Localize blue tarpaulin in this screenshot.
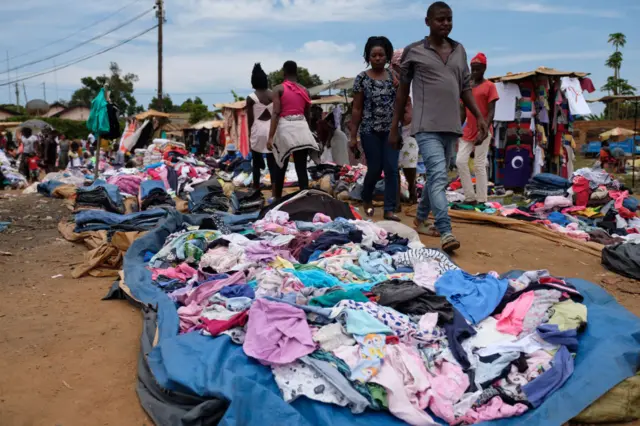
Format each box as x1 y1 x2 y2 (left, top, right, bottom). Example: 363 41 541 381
123 211 640 426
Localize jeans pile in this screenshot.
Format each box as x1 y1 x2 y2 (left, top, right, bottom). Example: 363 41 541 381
76 179 125 213
188 179 230 214
231 188 265 214
139 180 175 211
74 209 167 233
524 173 570 199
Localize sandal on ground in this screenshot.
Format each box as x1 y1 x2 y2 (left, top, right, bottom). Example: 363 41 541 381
414 219 440 237
441 233 461 253
384 212 401 222
364 203 375 217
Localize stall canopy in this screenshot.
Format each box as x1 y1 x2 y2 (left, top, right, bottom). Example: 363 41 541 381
189 120 224 130
599 127 637 141
309 77 355 96
214 101 246 110
311 95 353 105
490 66 589 82
135 109 171 121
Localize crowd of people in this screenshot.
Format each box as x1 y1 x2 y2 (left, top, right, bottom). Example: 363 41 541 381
245 1 495 254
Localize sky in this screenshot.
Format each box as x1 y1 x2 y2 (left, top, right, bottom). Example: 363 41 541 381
0 0 638 114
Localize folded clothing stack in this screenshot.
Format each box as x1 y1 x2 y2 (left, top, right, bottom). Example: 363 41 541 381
189 179 230 214
231 188 264 214
75 179 125 214
74 208 168 233
139 180 175 211
525 173 570 199
107 174 144 196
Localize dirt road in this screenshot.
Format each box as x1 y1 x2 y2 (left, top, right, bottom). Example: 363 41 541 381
0 192 637 425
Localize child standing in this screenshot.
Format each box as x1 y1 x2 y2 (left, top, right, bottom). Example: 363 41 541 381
27 154 40 182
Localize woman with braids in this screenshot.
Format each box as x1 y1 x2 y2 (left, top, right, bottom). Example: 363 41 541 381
246 63 276 190
350 36 400 221
267 60 319 200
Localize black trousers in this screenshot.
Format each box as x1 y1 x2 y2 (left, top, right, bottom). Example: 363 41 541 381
272 149 309 199
251 150 278 190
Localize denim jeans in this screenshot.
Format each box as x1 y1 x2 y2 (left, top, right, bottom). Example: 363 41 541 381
416 132 458 235
360 131 399 212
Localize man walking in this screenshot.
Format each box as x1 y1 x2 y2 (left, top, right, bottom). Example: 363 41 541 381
390 1 487 252
456 52 499 205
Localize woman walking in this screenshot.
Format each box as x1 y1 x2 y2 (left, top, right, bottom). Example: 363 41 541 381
391 48 419 208
267 60 319 200
246 63 277 190
58 134 70 170
350 36 400 220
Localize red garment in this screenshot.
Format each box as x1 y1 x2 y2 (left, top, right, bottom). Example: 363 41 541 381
201 311 249 337
280 81 310 117
462 80 499 143
609 190 637 219
385 336 400 345
554 124 566 156
580 78 596 93
471 52 487 65
238 109 249 158
572 176 590 207
27 156 40 171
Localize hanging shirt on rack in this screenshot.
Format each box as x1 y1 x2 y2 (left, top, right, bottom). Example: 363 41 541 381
517 81 536 120
494 82 522 121
560 77 591 116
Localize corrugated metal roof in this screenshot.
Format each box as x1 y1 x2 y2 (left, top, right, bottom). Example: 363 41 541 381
489 67 589 82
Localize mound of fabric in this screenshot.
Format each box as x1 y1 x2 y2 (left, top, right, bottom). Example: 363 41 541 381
231 188 264 214
139 180 175 211
75 179 125 214
188 179 229 214
74 208 167 233
118 207 640 426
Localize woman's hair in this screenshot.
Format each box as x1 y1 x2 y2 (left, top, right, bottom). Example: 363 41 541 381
71 141 79 151
251 63 269 90
363 36 394 64
283 60 298 77
22 127 32 138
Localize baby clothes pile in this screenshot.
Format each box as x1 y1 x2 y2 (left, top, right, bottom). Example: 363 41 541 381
147 211 587 425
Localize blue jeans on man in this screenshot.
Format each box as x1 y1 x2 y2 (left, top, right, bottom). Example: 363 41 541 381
415 132 458 237
360 131 400 213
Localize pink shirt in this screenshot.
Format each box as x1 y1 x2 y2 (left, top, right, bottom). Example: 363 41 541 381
280 81 310 117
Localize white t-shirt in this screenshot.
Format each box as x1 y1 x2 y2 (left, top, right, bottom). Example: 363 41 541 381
493 82 522 122
87 133 96 145
22 135 38 154
560 77 591 116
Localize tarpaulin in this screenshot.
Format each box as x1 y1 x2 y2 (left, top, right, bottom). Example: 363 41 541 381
122 211 640 426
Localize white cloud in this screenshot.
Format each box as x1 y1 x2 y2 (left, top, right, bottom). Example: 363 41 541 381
174 0 423 25
460 0 621 18
299 40 356 55
490 50 610 67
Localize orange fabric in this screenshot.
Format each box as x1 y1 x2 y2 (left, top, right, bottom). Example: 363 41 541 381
462 80 499 142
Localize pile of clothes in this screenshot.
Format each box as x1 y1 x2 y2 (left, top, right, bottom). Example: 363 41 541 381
139 180 175 211
0 149 27 189
188 179 230 214
146 208 589 425
500 169 639 246
231 188 264 214
73 208 167 233
75 179 125 214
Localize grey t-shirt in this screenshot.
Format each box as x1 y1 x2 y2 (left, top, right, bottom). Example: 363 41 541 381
400 37 471 136
22 135 38 154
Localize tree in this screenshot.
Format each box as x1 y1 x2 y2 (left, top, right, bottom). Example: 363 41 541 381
231 90 245 102
70 62 140 116
608 33 627 52
268 66 322 88
179 97 212 124
149 93 179 112
602 33 634 119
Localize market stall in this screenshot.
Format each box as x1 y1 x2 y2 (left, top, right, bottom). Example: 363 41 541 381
215 101 249 158
489 67 594 188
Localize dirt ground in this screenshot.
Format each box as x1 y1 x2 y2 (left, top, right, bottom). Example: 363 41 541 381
0 191 638 426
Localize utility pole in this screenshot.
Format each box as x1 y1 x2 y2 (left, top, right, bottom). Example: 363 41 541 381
15 83 19 111
5 51 10 105
43 82 46 102
22 83 28 104
156 0 164 111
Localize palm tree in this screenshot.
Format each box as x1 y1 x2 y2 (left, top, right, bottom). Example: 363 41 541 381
608 33 627 52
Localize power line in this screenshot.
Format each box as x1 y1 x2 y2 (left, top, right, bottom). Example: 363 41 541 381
0 25 158 87
0 0 143 65
6 8 154 74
